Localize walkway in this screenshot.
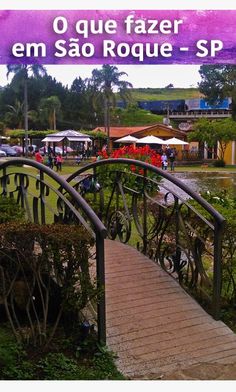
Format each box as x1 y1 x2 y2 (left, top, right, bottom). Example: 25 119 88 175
105 240 236 380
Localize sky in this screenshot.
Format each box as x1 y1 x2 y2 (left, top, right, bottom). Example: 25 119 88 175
0 64 201 89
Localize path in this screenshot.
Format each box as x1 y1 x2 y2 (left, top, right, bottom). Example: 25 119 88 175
105 239 236 380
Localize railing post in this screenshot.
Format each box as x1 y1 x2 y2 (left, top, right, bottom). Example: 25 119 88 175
96 231 106 345
143 168 148 254
212 219 225 319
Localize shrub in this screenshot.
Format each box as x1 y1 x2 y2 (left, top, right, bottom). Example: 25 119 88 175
213 159 226 167
0 196 25 223
190 190 236 309
0 222 97 348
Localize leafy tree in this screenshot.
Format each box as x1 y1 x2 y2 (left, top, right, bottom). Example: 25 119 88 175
198 65 236 118
39 95 61 130
188 118 236 161
6 65 47 153
89 65 133 149
4 99 37 129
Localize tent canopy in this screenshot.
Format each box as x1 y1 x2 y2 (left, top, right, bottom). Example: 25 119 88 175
42 130 92 143
137 135 165 144
165 137 189 145
115 135 139 143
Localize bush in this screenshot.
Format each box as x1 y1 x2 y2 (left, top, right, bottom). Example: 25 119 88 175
213 159 226 167
0 196 25 223
190 190 236 309
0 222 97 348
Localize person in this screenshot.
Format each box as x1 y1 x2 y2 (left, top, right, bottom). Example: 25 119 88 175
161 152 168 170
75 154 82 165
56 153 63 172
34 149 44 175
47 153 54 169
35 149 43 164
169 149 176 171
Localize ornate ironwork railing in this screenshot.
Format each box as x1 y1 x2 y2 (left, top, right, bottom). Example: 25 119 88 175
67 158 226 319
0 158 107 344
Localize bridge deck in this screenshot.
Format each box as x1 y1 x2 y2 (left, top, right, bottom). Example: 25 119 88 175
105 239 236 380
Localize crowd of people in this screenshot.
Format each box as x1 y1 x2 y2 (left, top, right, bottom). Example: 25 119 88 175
34 143 177 173
35 148 63 172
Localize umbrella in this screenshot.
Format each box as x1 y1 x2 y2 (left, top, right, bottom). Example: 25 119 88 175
137 135 165 144
164 137 189 145
115 135 139 143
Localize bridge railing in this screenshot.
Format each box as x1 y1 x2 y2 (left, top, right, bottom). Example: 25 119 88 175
0 158 107 345
67 158 226 319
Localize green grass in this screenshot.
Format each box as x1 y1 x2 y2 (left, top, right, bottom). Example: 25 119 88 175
111 107 164 126
127 87 201 102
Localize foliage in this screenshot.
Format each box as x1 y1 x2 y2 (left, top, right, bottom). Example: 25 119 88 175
198 65 236 118
0 327 34 380
110 106 164 126
0 196 25 223
90 64 133 104
188 118 236 161
125 87 201 101
4 100 37 129
94 145 162 194
6 129 57 138
190 190 236 310
0 222 97 348
39 95 62 130
86 130 107 140
99 144 161 164
0 326 124 380
213 159 226 167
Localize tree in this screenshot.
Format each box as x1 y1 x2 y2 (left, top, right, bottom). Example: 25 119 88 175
89 65 133 151
188 118 236 161
39 96 61 130
4 99 37 129
198 65 236 118
6 65 46 155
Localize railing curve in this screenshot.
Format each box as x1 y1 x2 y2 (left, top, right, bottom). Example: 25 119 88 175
0 158 107 344
67 158 226 319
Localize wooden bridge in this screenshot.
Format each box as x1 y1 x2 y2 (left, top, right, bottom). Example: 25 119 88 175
1 158 236 380
105 240 236 380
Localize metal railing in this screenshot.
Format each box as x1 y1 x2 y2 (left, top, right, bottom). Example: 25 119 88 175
0 158 107 344
67 158 226 319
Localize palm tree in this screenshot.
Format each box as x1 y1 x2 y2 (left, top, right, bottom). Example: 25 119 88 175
4 99 37 129
6 64 47 155
89 65 133 151
39 96 61 130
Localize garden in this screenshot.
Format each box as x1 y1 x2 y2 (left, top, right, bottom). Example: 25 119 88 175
1 145 236 380
0 175 124 380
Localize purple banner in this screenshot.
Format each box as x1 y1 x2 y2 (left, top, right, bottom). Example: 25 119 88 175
0 10 236 64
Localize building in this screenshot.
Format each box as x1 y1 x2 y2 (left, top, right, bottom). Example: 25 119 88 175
93 123 189 158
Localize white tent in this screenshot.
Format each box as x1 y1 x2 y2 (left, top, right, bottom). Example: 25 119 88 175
42 130 92 143
136 135 165 144
164 137 189 145
115 135 139 143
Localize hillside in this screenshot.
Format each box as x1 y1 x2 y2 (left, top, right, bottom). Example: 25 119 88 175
129 87 201 101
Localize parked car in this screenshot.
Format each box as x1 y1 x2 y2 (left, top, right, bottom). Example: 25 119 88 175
39 146 74 156
12 145 23 154
0 145 18 156
0 149 7 157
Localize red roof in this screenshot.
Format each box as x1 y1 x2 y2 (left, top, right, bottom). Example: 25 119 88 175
93 124 186 138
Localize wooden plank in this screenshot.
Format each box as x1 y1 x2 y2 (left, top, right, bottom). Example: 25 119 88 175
105 240 236 380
